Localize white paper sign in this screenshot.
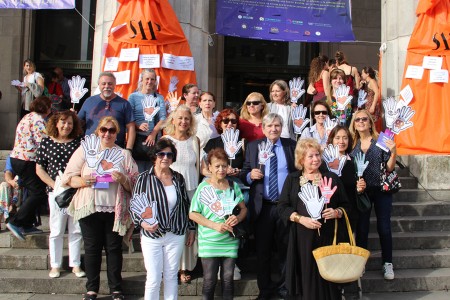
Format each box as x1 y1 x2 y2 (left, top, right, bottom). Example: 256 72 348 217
405 65 424 79
119 48 139 62
161 53 195 71
139 54 160 69
113 70 131 85
422 56 443 70
399 84 414 105
104 57 120 72
430 69 449 83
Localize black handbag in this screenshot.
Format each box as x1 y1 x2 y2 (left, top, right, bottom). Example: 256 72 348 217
224 179 247 239
355 190 371 212
54 188 77 208
380 161 402 194
132 134 153 161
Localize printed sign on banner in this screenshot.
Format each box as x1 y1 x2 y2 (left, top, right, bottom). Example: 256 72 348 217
139 54 160 69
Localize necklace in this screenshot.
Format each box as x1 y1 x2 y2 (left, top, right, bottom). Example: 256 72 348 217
299 173 321 186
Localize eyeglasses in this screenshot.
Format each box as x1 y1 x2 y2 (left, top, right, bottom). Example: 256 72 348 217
156 152 174 159
222 118 238 124
355 117 369 123
314 110 328 116
246 101 261 106
99 127 117 134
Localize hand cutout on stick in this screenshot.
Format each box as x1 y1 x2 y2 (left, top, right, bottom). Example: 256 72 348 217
142 94 160 121
391 105 415 134
289 77 305 103
81 134 101 169
383 97 400 129
354 152 369 177
322 144 346 176
68 75 88 104
221 128 243 159
334 84 353 110
319 176 337 204
168 76 179 93
257 141 274 165
130 193 158 225
298 183 326 220
96 147 124 175
357 89 368 108
324 116 338 136
199 185 225 218
292 104 310 134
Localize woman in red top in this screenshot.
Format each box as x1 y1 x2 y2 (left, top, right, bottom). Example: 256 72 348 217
307 55 330 102
335 50 361 97
239 92 269 142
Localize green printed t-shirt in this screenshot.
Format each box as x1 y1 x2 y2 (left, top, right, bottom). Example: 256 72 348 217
190 180 244 258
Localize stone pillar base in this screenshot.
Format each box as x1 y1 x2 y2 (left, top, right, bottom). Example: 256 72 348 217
399 155 450 190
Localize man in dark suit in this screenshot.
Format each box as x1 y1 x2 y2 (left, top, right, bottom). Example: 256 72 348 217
241 113 296 300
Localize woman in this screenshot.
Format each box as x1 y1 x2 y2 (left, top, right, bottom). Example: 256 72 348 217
335 50 360 96
325 125 366 229
327 69 353 126
6 96 52 241
307 55 330 102
360 67 381 126
128 69 167 172
239 92 268 142
300 100 333 149
162 105 199 283
196 91 219 149
278 138 350 299
268 79 294 139
350 110 396 281
35 111 85 278
181 83 200 114
0 156 21 230
130 138 194 300
62 116 139 300
16 59 45 117
189 148 247 300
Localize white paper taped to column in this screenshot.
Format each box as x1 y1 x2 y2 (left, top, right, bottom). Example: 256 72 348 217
161 53 194 71
405 65 424 79
399 84 414 105
139 54 160 69
430 69 449 83
119 48 140 62
113 70 131 85
104 57 120 72
422 56 443 70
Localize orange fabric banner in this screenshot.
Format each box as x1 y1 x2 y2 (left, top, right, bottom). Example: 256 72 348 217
103 0 197 99
397 0 450 154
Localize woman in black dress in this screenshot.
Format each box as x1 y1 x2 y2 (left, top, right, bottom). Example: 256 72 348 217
278 138 349 299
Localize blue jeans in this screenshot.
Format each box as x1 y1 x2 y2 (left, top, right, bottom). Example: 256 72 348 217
356 188 393 264
201 257 236 300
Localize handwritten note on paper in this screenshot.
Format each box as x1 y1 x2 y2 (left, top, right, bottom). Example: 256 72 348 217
405 65 424 79
113 70 131 85
422 56 443 70
119 48 139 62
399 84 414 105
139 54 160 69
430 69 449 83
104 57 119 72
161 53 195 71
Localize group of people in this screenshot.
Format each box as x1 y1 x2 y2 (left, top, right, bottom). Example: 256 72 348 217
1 49 397 300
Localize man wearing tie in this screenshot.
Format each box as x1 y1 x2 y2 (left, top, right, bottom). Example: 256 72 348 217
241 113 296 300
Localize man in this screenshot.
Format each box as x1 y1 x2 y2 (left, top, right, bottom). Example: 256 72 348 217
78 72 135 149
53 67 70 101
241 113 296 300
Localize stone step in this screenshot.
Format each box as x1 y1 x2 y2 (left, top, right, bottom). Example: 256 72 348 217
366 249 450 270
368 231 450 250
0 150 10 160
391 201 450 216
392 189 433 202
397 177 418 189
370 215 450 232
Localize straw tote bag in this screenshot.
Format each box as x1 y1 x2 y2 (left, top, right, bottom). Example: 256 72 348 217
312 209 370 283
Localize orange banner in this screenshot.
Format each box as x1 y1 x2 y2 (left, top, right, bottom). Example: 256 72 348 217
103 0 197 99
397 0 450 154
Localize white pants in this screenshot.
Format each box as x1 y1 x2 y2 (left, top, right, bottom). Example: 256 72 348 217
141 232 185 300
48 192 82 268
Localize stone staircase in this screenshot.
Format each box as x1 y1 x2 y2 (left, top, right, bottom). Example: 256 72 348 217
0 151 449 298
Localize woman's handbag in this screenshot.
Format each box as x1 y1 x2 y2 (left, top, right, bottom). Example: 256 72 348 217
380 161 402 194
54 188 76 208
228 205 247 239
312 208 370 283
356 190 371 213
132 134 152 161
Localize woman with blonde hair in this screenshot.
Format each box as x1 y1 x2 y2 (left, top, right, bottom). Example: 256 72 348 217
16 59 45 117
307 55 330 102
268 79 294 139
239 92 269 142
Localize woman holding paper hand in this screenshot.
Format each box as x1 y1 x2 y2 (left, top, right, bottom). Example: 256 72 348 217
130 138 194 300
239 92 269 142
278 138 350 299
327 68 353 126
62 116 138 300
189 148 247 300
300 100 333 149
35 111 84 279
350 110 396 281
268 79 295 139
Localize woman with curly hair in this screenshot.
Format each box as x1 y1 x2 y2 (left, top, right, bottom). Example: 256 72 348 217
307 55 330 102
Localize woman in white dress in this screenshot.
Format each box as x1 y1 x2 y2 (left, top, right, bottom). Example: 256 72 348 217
268 80 295 140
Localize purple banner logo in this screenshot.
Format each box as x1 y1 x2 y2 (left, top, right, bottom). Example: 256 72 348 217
0 0 75 10
216 0 355 42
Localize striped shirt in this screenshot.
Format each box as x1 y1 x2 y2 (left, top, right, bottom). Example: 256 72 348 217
190 181 244 258
130 166 195 239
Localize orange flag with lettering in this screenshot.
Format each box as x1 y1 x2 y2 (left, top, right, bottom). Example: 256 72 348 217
397 0 450 154
103 0 197 99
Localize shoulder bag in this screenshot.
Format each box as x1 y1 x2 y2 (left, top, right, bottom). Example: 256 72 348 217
380 161 402 194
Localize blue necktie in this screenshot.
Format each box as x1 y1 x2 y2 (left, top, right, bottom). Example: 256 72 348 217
268 145 278 201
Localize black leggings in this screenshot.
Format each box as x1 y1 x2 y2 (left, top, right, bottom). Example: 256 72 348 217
201 257 236 300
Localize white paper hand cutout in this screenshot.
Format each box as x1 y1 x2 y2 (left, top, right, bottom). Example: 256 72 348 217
358 89 368 108
383 97 400 129
292 104 310 134
298 183 327 220
165 91 181 113
319 176 337 204
257 141 274 165
130 193 158 225
142 94 160 121
11 80 24 87
289 77 305 103
168 76 179 92
391 105 415 134
324 116 338 136
96 147 124 175
68 75 89 104
221 128 243 159
199 185 225 218
322 144 346 176
354 152 369 177
334 84 353 110
81 134 102 169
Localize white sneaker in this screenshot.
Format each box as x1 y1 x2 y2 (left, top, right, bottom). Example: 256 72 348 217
383 263 394 280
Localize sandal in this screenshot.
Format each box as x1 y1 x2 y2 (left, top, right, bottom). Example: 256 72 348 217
111 291 125 300
179 270 191 283
83 293 97 300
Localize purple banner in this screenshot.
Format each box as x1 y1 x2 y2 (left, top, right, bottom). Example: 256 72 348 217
0 0 75 9
216 0 355 42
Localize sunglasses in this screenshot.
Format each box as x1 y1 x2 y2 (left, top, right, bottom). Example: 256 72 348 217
156 152 174 159
355 117 369 123
222 118 238 124
99 127 117 134
314 110 328 116
246 101 261 106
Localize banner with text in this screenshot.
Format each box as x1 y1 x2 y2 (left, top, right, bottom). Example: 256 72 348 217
0 0 75 9
216 0 355 42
